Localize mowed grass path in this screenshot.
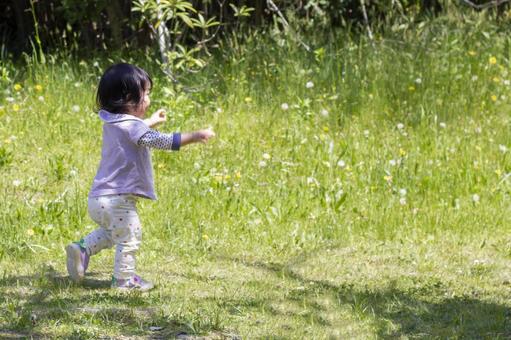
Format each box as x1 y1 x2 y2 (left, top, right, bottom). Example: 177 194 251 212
1 20 511 338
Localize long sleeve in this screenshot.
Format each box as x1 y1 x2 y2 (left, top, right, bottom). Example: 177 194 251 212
137 129 181 151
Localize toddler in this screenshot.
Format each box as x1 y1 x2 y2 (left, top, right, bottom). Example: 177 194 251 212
66 63 215 291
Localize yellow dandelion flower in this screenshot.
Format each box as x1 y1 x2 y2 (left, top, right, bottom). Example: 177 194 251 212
4 138 11 144
14 83 22 91
491 95 497 102
468 50 476 56
495 169 502 177
157 163 165 169
408 86 416 92
244 97 252 103
202 234 209 240
35 84 43 92
399 148 407 157
26 229 34 236
323 126 329 133
224 174 231 181
384 175 392 182
235 171 241 179
12 104 20 112
489 56 497 65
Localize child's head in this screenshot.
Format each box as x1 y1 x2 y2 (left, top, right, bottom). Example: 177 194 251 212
96 63 153 115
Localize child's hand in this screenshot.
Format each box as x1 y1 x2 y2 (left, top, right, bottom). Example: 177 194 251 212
151 109 167 125
194 127 215 144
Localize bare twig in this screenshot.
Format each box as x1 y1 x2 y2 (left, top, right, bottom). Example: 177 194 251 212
461 0 511 9
266 0 311 52
360 0 374 43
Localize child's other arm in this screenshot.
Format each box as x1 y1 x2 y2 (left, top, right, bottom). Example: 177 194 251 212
180 128 215 147
144 109 167 129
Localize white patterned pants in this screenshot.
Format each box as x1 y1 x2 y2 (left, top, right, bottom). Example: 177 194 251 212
83 194 142 280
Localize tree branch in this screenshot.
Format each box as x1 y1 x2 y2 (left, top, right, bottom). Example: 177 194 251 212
460 0 511 9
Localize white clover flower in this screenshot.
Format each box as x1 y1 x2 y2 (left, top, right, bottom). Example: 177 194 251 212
472 194 480 203
72 105 80 113
397 123 404 130
504 79 510 86
69 169 77 177
38 96 44 102
12 179 22 187
415 78 422 84
216 107 223 113
439 122 446 129
399 188 407 196
475 127 482 134
6 97 14 103
74 82 81 88
259 160 267 168
337 160 346 168
399 197 407 205
306 81 314 89
389 159 397 166
499 144 507 153
320 109 329 117
281 103 289 111
471 75 478 82
262 153 271 160
363 130 370 138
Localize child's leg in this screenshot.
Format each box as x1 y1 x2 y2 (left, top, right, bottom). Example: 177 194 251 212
90 194 142 280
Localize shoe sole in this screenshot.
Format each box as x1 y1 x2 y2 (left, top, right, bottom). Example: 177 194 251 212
66 244 84 282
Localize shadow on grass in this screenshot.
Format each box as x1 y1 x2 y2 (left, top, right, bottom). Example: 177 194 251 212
0 266 215 339
215 255 511 339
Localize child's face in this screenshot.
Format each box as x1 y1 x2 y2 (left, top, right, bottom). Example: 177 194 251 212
132 89 150 118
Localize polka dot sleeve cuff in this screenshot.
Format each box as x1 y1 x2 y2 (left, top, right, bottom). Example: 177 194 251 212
137 129 181 151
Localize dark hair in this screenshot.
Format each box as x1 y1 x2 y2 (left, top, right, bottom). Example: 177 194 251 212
96 63 153 113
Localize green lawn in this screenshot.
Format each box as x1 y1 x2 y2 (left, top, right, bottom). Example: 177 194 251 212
1 17 510 338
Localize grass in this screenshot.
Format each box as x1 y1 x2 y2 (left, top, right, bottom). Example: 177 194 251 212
0 13 511 338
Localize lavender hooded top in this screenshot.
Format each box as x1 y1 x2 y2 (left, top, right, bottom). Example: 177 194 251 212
89 110 176 200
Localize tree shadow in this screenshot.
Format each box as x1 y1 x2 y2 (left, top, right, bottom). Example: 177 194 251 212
0 265 218 339
215 254 511 338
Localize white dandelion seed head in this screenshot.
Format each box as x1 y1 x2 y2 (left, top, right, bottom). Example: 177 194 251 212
262 153 271 160
389 159 397 166
504 79 510 86
72 105 80 113
306 81 314 89
216 107 223 113
399 188 407 196
38 96 44 102
12 179 22 187
69 169 77 177
259 160 267 168
397 123 404 130
499 144 508 153
439 122 446 129
363 130 370 137
320 109 329 117
415 78 422 84
471 75 478 82
6 97 14 103
281 103 289 111
475 127 482 134
472 194 480 203
337 160 346 168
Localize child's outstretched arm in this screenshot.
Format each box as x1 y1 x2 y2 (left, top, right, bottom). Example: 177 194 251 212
180 128 215 146
137 127 215 151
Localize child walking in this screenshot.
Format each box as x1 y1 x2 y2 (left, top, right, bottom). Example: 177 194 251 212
66 63 215 291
